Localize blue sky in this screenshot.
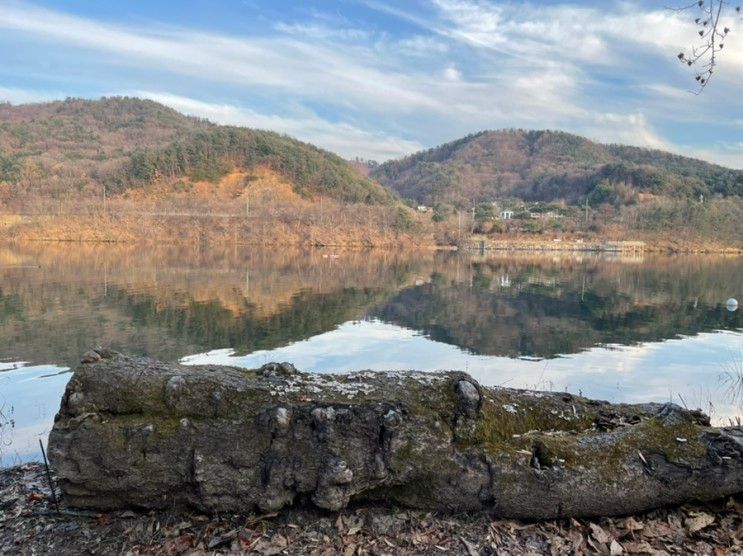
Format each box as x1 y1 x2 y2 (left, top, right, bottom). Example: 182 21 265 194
1 0 742 166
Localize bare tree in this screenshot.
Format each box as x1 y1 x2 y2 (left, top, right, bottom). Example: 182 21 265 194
676 1 741 91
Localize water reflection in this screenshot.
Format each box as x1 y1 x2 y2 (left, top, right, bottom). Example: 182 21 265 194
0 242 740 464
373 255 741 358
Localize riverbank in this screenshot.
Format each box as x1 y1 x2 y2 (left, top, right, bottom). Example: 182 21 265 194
2 230 741 254
465 237 743 255
2 463 741 554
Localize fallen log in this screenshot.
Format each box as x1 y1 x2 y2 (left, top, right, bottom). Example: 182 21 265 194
48 350 743 518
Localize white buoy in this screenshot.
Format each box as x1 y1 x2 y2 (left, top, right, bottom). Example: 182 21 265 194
727 298 739 312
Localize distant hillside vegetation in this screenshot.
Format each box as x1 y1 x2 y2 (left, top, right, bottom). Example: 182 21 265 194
371 129 743 206
0 97 395 205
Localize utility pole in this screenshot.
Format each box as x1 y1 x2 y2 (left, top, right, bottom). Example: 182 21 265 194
103 184 107 214
584 198 589 224
246 196 250 218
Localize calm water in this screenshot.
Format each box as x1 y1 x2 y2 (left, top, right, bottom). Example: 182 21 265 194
0 242 740 466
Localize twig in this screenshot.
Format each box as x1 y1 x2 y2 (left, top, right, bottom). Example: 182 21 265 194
39 439 60 514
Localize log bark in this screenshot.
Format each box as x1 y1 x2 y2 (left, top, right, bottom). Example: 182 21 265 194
48 350 743 518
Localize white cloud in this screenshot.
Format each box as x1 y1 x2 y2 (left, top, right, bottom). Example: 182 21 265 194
578 112 672 151
679 144 743 168
393 35 449 57
273 22 371 41
135 91 424 160
442 66 461 81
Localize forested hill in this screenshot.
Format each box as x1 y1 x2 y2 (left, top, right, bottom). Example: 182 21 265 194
0 97 395 205
371 129 743 206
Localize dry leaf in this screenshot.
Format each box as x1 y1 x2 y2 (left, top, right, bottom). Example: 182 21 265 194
589 523 611 544
686 512 715 533
622 541 665 555
27 492 44 502
460 537 479 556
622 517 644 532
610 539 624 555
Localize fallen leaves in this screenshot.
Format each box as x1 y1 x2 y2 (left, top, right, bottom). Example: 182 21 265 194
1 464 742 555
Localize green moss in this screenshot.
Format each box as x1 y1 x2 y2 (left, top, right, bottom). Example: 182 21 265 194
457 390 595 451
449 385 710 485
499 415 709 483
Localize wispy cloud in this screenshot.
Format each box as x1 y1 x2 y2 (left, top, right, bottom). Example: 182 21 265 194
0 2 440 112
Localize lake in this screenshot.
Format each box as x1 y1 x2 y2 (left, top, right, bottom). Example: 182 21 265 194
0 242 741 467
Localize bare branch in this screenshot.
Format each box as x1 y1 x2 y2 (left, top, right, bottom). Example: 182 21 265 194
675 0 741 92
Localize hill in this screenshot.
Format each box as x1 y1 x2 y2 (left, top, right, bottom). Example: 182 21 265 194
0 97 420 246
0 97 395 205
371 129 743 207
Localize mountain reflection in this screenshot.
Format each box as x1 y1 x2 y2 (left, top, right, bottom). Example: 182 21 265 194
0 243 740 368
373 255 741 358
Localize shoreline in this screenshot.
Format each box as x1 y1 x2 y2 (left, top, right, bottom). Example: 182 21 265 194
1 237 741 255
2 463 741 554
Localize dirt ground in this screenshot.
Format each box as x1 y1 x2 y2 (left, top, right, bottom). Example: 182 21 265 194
1 463 741 555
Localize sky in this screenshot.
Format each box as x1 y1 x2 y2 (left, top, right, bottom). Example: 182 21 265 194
0 0 742 166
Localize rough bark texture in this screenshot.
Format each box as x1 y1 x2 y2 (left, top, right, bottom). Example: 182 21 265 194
48 350 743 519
